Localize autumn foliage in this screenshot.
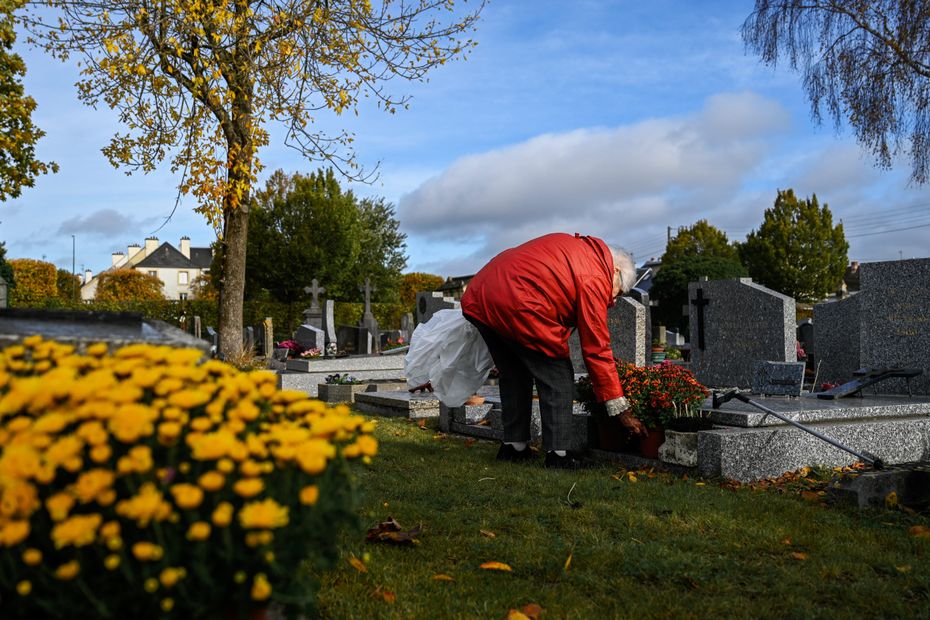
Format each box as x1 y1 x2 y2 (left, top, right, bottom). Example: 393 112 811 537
95 269 165 302
8 258 56 305
399 272 445 309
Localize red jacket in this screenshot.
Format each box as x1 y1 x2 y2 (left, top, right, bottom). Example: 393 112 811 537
461 233 623 402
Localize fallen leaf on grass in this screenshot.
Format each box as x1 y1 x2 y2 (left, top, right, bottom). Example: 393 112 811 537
349 556 367 573
480 529 496 538
417 418 427 428
370 586 395 603
480 561 513 572
896 565 912 573
800 490 820 502
506 611 531 620
627 472 638 483
464 438 476 448
781 537 792 546
885 491 899 509
432 574 454 581
366 517 422 546
908 525 930 538
564 553 572 571
695 482 706 487
790 551 808 561
521 603 544 618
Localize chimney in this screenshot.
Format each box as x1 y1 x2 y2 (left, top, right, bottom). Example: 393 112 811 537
111 251 125 267
850 261 859 271
127 243 142 259
144 236 159 255
179 236 191 259
84 269 93 284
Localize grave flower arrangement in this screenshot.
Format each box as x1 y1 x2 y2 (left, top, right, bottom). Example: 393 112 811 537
324 373 363 385
381 337 406 351
299 347 322 358
576 360 708 428
0 336 377 619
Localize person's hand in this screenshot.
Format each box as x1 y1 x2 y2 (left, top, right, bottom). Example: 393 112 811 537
619 412 648 437
408 381 433 394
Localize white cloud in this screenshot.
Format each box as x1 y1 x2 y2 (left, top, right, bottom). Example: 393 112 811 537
399 92 791 273
57 209 141 237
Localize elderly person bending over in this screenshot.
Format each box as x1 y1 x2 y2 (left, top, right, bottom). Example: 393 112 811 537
461 233 646 469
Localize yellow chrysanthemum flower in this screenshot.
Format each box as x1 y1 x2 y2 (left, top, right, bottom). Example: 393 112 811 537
186 521 211 541
0 444 41 480
51 513 102 549
170 483 203 509
86 342 109 357
72 469 115 504
22 548 42 565
45 492 75 522
233 478 264 498
99 520 120 540
132 541 164 561
299 485 319 506
144 577 159 593
161 598 175 613
211 502 234 527
16 580 31 596
76 421 108 446
245 531 274 547
0 520 30 546
108 404 157 443
251 573 272 601
89 444 112 464
54 560 80 580
104 554 120 570
238 498 288 529
1 480 39 519
198 471 225 492
168 389 212 410
116 483 172 527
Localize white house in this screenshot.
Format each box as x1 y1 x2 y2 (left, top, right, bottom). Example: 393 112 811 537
81 236 212 301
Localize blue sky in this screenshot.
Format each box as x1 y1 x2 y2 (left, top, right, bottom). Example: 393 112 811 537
6 0 929 281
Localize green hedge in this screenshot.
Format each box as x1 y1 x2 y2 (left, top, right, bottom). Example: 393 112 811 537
12 298 407 342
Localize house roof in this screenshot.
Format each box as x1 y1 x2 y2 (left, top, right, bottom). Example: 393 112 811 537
135 242 209 269
189 247 213 269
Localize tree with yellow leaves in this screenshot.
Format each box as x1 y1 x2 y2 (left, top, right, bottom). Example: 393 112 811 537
21 0 482 356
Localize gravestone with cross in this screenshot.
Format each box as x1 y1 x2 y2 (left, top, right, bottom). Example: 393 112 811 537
302 278 325 328
358 277 380 354
688 277 796 388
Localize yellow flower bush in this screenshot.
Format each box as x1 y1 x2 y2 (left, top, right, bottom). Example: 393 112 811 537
0 336 377 618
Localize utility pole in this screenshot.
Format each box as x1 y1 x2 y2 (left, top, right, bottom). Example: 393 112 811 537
667 226 674 244
72 235 76 303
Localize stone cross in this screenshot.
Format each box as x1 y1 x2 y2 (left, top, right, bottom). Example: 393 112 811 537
690 287 709 351
359 277 377 319
303 278 325 312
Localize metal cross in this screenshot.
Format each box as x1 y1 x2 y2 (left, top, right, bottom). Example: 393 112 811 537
690 288 709 351
303 278 325 311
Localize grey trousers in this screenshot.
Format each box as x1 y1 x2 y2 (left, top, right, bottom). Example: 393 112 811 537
465 315 575 451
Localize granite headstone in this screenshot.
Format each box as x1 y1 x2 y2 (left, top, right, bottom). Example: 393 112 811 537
688 277 796 388
416 291 459 325
751 361 805 396
812 295 860 385
295 324 325 351
568 295 646 370
321 299 337 347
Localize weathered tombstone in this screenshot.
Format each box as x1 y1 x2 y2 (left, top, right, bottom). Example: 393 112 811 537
666 329 685 346
242 326 255 351
688 277 796 388
858 258 930 395
416 291 459 325
400 312 414 343
262 317 273 358
295 324 325 351
272 347 289 362
355 326 373 355
568 296 646 369
302 278 325 328
253 323 265 356
813 295 860 385
321 299 337 347
193 315 202 340
336 325 356 354
358 277 380 353
751 361 805 396
0 275 7 308
627 286 652 357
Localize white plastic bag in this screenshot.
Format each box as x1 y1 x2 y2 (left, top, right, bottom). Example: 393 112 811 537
405 309 494 407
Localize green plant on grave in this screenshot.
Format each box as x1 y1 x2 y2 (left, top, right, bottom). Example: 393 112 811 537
324 373 364 385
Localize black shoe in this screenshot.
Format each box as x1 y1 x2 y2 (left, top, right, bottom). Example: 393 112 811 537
544 451 585 470
496 443 535 463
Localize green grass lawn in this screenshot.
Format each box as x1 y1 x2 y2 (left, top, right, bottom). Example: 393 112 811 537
315 417 930 619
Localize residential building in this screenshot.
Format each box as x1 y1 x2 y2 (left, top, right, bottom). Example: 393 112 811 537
81 236 212 301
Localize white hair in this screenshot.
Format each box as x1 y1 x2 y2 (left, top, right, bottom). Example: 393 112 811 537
609 246 637 294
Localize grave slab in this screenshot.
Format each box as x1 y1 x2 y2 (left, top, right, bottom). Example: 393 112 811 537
697 417 930 481
751 361 805 396
277 371 405 397
707 394 930 427
827 463 930 509
352 391 440 419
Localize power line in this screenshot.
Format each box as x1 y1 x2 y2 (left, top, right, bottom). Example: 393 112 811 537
847 221 930 239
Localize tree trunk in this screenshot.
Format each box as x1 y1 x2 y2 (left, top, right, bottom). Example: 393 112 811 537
219 201 248 358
